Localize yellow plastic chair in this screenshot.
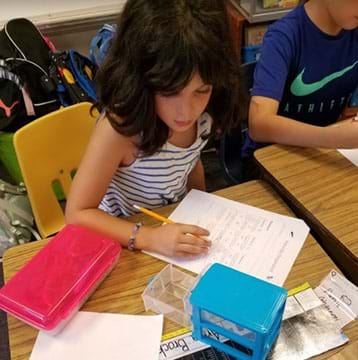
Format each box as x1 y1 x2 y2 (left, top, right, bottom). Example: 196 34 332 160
14 102 97 238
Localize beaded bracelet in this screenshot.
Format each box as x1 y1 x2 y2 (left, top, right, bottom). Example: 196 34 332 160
128 222 142 251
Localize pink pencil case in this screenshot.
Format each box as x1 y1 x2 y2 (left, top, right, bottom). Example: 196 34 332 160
0 224 121 334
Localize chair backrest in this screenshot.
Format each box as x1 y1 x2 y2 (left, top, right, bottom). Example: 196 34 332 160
219 61 256 185
240 61 256 102
14 102 97 238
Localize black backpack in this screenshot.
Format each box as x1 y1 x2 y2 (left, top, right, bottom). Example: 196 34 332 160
0 18 60 131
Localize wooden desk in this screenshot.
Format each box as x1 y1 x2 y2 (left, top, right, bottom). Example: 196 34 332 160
329 341 358 360
3 180 357 359
255 145 358 285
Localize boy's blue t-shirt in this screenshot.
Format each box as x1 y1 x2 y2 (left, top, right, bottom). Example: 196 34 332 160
252 4 358 126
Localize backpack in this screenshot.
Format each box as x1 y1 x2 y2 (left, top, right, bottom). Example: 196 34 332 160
49 50 97 107
89 24 117 66
0 179 41 257
0 18 60 131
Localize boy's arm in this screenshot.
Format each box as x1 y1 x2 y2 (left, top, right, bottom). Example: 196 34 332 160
187 158 206 191
249 96 358 149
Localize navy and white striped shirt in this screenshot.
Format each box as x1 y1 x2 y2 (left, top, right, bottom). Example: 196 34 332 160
99 113 212 217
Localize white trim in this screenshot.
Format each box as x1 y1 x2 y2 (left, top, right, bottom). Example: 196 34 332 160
4 24 26 59
34 100 58 106
0 3 126 31
5 57 48 77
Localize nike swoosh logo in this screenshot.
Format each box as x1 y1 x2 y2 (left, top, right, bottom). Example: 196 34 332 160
291 61 358 97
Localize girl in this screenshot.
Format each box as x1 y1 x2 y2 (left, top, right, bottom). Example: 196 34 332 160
249 0 358 148
65 0 240 257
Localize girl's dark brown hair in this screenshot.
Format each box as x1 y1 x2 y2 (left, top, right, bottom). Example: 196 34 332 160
95 0 240 155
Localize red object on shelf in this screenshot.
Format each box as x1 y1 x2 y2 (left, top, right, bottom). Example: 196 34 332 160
226 1 247 61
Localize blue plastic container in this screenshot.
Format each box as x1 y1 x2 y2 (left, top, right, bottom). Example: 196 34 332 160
242 45 261 64
350 85 358 107
190 263 287 360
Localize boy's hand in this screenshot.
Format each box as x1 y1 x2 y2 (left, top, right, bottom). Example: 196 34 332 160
144 223 211 257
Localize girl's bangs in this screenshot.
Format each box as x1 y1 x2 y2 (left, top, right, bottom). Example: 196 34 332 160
146 41 225 94
149 61 195 95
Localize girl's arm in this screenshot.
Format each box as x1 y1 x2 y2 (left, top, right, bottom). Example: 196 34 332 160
249 96 358 149
65 117 211 257
187 158 206 191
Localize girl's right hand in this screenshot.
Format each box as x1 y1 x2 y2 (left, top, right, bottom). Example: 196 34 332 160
140 224 211 257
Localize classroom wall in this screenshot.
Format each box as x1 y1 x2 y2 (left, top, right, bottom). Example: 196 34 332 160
1 0 125 54
50 29 98 56
0 1 125 27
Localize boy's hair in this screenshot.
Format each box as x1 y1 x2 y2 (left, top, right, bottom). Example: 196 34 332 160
95 0 241 155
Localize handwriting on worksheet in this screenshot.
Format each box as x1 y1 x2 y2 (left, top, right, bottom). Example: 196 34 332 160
145 190 309 286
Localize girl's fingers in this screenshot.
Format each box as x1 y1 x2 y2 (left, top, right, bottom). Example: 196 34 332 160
179 233 211 248
177 224 212 247
179 224 210 237
176 243 209 255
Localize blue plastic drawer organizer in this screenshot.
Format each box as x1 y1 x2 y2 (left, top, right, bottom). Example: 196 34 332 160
143 263 287 360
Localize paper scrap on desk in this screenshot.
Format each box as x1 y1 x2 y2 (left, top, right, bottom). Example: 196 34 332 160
30 312 163 360
294 288 323 312
283 288 322 320
314 269 358 329
338 148 358 166
283 296 306 320
145 189 309 286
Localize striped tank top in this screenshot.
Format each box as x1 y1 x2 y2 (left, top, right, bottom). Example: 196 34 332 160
99 113 212 217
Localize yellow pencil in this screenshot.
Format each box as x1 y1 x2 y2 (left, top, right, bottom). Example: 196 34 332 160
133 204 175 224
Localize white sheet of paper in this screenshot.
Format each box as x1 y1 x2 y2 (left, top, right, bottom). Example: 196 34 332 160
146 190 309 286
319 270 358 317
30 312 163 360
314 269 358 329
283 296 305 320
294 288 323 312
338 149 358 166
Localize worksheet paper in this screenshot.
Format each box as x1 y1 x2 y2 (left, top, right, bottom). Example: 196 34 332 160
146 190 309 286
337 149 358 167
30 312 163 360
